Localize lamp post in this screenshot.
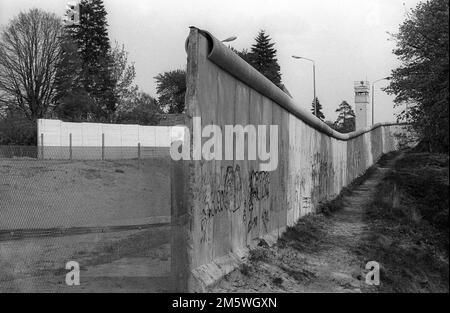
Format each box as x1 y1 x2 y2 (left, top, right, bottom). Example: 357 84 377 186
221 36 238 43
371 77 389 125
292 55 317 116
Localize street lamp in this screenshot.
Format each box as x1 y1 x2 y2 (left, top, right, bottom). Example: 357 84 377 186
371 77 389 125
292 55 317 116
222 36 238 43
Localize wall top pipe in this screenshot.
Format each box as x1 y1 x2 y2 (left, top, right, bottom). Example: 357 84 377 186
186 27 406 141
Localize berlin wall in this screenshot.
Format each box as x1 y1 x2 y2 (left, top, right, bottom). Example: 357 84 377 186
175 27 406 292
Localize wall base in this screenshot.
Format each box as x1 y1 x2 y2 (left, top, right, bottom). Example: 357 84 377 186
188 228 283 292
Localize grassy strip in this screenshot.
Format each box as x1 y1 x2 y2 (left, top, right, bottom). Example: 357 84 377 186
359 151 449 292
318 151 400 215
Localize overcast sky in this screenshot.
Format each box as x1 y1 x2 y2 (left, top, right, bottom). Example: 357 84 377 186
0 0 423 122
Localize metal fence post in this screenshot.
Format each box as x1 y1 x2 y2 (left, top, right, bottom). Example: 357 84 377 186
138 142 141 168
69 133 72 160
102 133 105 160
40 133 44 159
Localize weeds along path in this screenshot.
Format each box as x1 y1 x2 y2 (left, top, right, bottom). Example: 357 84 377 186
212 152 403 293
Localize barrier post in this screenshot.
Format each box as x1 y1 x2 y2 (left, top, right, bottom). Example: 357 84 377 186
137 142 141 168
69 133 72 160
102 133 105 160
40 133 44 159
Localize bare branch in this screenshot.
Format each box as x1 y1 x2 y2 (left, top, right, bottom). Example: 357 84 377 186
0 9 63 120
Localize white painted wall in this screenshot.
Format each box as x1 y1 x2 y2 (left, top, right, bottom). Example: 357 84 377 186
37 119 185 147
37 119 186 159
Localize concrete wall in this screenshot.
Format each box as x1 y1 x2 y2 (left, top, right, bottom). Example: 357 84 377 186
174 28 405 291
37 119 185 159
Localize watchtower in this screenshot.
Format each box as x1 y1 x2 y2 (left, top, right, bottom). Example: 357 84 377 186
64 2 80 26
354 80 370 130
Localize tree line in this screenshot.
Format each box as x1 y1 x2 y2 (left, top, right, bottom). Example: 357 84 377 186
0 0 356 146
2 0 444 148
0 1 161 145
156 0 450 146
385 0 448 152
0 1 356 146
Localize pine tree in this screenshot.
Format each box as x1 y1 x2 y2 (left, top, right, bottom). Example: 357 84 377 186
54 30 89 120
311 97 325 120
334 100 355 133
74 0 117 121
249 30 282 87
230 47 251 64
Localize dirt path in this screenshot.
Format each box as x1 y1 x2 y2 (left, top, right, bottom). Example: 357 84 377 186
213 153 402 293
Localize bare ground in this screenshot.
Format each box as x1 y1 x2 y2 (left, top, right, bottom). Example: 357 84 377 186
0 227 172 292
0 157 173 292
212 151 449 293
0 226 171 292
0 158 170 229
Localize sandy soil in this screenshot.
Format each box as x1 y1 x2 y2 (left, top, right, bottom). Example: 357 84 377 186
0 226 172 292
0 158 170 229
0 157 174 292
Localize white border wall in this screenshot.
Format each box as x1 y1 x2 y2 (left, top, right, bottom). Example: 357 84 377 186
37 119 185 159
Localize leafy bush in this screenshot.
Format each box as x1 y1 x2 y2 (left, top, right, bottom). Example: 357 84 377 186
0 109 36 145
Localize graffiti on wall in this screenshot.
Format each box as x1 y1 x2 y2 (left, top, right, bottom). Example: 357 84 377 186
310 152 335 210
193 164 244 243
193 163 272 243
246 170 270 234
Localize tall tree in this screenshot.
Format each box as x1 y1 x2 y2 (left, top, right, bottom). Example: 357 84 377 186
0 9 63 120
249 30 282 87
385 0 449 152
0 107 36 145
75 0 117 121
116 92 160 125
334 101 355 133
110 41 138 115
230 47 252 63
54 30 89 120
154 69 186 113
311 97 325 120
54 89 96 122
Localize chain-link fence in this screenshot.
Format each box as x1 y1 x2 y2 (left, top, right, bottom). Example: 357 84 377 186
0 145 170 160
0 145 38 159
0 146 184 292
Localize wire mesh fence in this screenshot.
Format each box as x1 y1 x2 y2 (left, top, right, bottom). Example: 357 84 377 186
0 144 183 292
0 145 170 160
0 145 38 159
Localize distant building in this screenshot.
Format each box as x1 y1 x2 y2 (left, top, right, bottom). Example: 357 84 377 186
63 2 80 26
354 80 369 130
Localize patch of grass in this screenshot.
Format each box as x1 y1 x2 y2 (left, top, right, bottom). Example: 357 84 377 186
319 156 382 215
249 247 272 262
377 151 401 167
272 277 283 286
384 152 449 241
361 150 449 292
239 263 252 276
279 264 316 283
278 214 330 252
